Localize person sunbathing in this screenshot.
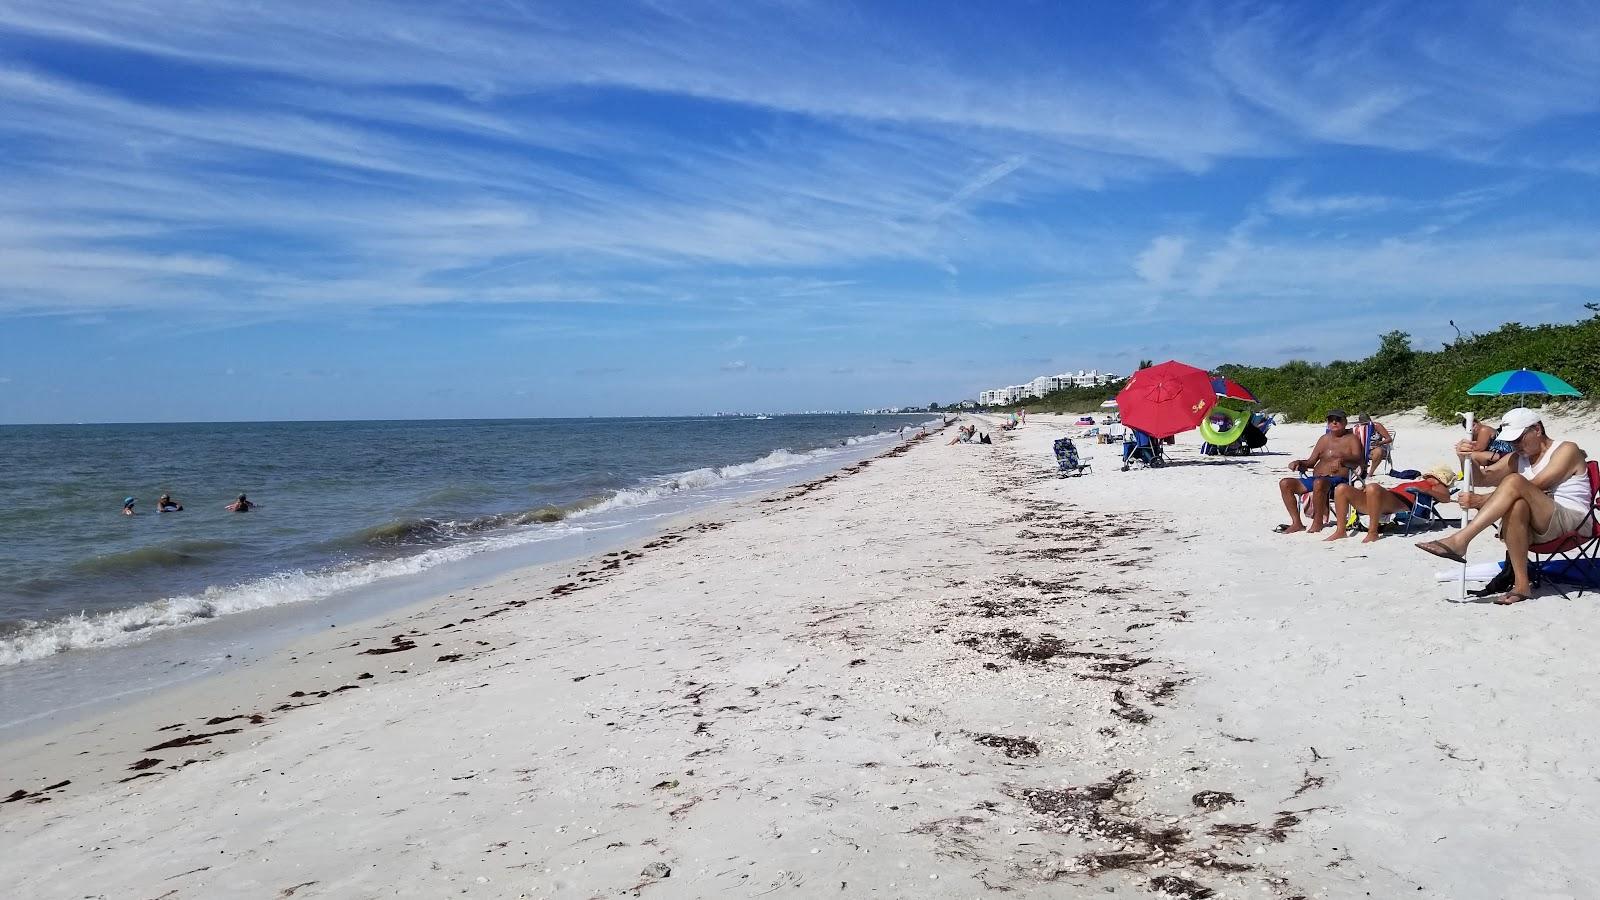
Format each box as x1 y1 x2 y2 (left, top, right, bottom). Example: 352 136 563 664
1417 408 1591 604
1275 409 1364 534
1325 464 1456 543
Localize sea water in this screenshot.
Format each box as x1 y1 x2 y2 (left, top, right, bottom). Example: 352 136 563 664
0 416 917 688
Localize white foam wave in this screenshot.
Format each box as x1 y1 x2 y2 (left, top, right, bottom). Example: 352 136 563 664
572 437 888 518
0 526 573 667
0 424 909 668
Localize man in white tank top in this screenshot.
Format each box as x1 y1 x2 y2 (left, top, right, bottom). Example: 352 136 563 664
1417 408 1592 605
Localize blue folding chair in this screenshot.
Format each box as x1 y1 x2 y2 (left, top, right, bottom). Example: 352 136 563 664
1054 437 1092 477
1120 429 1164 471
1353 486 1458 536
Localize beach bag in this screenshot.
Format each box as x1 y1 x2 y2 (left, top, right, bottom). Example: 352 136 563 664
1469 554 1540 598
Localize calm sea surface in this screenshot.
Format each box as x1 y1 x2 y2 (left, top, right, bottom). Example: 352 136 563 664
0 415 915 667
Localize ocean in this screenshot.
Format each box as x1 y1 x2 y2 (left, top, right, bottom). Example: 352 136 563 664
0 415 918 675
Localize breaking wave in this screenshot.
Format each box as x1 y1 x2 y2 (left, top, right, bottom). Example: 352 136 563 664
0 529 567 667
69 539 241 575
0 426 906 667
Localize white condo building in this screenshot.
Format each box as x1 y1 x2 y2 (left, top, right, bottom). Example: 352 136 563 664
979 369 1121 405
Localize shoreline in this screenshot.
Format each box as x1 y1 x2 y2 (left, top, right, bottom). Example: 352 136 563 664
3 416 1598 897
0 423 922 737
0 435 937 804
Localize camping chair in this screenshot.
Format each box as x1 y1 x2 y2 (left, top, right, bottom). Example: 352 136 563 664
1120 429 1164 471
1353 486 1459 537
1053 437 1092 477
1299 464 1359 524
1351 422 1396 483
1528 460 1600 599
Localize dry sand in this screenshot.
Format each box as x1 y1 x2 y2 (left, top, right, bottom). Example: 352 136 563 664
2 415 1598 899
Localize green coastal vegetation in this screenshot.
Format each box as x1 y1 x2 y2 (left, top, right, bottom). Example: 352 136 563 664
990 305 1600 422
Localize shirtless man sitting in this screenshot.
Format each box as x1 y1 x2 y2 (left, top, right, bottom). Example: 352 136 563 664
1275 409 1365 534
1417 408 1592 604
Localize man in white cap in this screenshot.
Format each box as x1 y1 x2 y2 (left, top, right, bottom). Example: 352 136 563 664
1417 408 1592 604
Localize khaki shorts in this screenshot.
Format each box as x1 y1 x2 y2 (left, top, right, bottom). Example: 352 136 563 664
1534 502 1593 544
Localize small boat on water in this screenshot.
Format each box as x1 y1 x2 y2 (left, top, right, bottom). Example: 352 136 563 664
754 415 771 420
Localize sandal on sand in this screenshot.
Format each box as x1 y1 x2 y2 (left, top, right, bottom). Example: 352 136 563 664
1494 591 1533 606
1416 540 1467 564
1272 524 1300 534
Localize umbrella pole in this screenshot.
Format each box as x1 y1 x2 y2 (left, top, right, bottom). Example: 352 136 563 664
1459 412 1474 602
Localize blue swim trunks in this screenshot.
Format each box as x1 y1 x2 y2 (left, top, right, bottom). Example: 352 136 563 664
1299 475 1349 492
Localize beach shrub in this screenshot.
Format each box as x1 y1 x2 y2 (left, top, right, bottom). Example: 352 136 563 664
994 307 1599 421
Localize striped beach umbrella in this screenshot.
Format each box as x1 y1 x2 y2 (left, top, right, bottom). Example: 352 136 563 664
1467 369 1582 398
1210 376 1257 403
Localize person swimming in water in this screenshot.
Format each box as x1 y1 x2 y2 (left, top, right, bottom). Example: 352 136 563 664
158 493 183 512
225 494 256 512
122 497 136 516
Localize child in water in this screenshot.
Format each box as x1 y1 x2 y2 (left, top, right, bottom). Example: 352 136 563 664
122 497 136 516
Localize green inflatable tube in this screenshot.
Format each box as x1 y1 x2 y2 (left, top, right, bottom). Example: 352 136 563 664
1199 399 1251 446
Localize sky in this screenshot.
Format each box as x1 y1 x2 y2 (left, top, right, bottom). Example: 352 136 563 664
1 1 1598 422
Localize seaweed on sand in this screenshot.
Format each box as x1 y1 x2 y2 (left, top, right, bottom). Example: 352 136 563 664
970 733 1041 758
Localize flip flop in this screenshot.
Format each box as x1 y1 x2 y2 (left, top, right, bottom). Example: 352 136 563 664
1272 524 1300 534
1415 540 1467 564
1494 591 1533 606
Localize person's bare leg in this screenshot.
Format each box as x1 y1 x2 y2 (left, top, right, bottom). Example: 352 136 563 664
1307 479 1331 532
1497 497 1536 604
1358 483 1390 542
1325 484 1350 540
1326 484 1359 541
1428 474 1551 556
1278 478 1307 533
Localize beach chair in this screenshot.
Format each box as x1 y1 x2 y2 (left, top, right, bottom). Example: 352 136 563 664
1351 422 1395 483
1528 460 1600 599
1353 486 1458 537
1120 429 1164 471
1298 463 1360 524
1053 437 1091 477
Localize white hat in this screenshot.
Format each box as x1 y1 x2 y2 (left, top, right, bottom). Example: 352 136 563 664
1497 407 1542 443
1424 464 1459 486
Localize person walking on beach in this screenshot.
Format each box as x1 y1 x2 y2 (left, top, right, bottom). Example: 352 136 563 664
1275 409 1364 534
225 494 256 512
1417 408 1591 605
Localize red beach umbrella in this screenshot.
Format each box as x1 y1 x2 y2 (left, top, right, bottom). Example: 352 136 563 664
1211 376 1257 403
1116 361 1217 439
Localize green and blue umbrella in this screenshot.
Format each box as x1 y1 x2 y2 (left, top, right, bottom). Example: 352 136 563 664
1466 369 1582 398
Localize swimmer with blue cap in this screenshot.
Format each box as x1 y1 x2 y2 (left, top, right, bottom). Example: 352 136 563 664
122 497 136 516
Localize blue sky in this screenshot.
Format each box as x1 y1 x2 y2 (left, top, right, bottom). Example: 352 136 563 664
1 1 1598 422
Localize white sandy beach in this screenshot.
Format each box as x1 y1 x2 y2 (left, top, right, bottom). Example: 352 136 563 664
4 414 1600 899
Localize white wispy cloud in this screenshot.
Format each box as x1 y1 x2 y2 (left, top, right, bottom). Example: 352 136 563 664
0 0 1595 340
1265 181 1391 217
1134 236 1188 287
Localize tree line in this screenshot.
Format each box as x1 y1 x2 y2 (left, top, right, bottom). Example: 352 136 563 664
990 306 1599 421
